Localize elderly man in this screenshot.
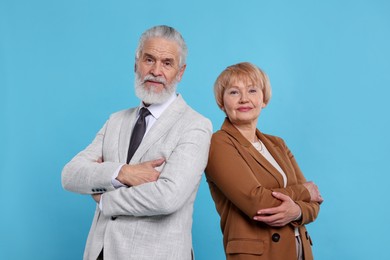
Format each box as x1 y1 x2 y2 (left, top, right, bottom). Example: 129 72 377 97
62 25 212 260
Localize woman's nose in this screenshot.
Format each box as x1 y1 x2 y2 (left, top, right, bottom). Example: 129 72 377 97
239 93 249 103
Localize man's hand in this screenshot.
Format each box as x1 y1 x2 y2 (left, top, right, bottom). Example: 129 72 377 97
253 192 301 227
116 158 165 187
92 193 102 203
303 181 324 204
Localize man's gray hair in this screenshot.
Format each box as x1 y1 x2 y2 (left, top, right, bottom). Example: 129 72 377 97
135 25 188 68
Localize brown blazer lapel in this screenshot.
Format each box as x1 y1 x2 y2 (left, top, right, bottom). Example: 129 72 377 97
221 119 285 188
249 137 286 187
257 130 294 186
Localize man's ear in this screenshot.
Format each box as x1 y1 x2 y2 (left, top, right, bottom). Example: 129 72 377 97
176 64 187 82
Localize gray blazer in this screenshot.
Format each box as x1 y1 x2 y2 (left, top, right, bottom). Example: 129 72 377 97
62 95 212 260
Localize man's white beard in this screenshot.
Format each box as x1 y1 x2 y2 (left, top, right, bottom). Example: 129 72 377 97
134 72 177 104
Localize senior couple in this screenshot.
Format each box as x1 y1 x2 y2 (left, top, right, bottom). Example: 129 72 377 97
62 25 323 260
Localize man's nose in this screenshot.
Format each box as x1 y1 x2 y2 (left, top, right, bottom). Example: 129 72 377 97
150 62 163 76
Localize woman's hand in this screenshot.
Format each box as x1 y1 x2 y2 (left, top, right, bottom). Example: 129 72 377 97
303 181 324 204
253 192 302 227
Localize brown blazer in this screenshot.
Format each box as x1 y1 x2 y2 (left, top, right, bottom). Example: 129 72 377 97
205 119 320 260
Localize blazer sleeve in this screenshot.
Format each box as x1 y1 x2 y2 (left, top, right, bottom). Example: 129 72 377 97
101 118 212 217
61 120 123 194
206 133 316 220
275 138 320 225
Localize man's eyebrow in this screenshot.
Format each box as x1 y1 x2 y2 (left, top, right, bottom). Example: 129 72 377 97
162 58 175 63
143 53 155 58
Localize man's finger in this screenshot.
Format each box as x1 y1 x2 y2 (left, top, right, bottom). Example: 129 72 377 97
150 158 165 167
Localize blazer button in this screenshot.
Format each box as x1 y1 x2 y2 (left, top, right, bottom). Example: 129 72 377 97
111 216 117 221
272 233 280 242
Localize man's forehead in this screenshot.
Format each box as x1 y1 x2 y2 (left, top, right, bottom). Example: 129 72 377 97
141 37 180 60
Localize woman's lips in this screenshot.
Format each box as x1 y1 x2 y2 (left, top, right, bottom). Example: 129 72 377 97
237 106 252 112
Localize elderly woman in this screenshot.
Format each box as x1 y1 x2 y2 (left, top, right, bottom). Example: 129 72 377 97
205 62 323 260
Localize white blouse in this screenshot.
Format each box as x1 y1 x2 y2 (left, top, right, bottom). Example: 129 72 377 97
252 139 287 188
252 139 300 236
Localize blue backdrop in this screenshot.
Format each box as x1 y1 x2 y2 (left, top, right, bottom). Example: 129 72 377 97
1 0 390 259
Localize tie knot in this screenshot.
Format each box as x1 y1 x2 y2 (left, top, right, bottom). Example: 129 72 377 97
139 107 151 118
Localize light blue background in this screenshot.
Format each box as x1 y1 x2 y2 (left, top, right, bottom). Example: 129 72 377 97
1 0 390 259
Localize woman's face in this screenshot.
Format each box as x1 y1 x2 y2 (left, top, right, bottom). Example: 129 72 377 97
222 79 266 126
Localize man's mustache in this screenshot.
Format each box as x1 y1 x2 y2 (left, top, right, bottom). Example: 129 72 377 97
143 75 167 85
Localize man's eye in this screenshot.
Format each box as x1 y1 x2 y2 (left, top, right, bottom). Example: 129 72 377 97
164 61 172 67
145 58 154 64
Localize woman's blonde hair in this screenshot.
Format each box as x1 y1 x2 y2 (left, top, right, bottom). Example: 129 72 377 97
213 62 272 109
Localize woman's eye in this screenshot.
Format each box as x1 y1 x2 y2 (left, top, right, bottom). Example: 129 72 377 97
249 89 257 94
229 90 239 95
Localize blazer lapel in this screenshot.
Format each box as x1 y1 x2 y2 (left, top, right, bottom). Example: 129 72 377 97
258 132 293 184
129 95 187 164
221 119 285 187
118 108 138 163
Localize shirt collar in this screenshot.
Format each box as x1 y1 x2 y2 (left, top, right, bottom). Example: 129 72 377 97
138 93 177 119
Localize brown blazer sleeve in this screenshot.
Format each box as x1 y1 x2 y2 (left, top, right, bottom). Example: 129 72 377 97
274 138 320 225
206 129 320 224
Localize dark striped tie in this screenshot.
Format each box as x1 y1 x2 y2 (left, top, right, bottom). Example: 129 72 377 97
126 107 151 163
